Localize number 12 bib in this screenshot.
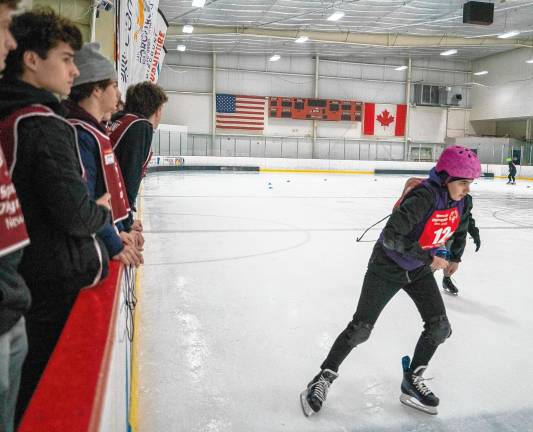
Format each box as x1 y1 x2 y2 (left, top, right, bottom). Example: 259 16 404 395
418 207 460 250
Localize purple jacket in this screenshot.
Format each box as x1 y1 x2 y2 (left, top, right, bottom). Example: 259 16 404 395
379 168 465 271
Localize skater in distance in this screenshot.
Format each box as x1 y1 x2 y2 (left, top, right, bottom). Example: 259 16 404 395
300 146 481 416
507 158 517 185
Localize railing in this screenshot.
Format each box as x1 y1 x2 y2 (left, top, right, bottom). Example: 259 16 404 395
153 132 411 161
19 262 135 432
152 131 533 166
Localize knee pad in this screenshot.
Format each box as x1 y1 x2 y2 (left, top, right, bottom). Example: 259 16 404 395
345 320 373 348
424 315 451 345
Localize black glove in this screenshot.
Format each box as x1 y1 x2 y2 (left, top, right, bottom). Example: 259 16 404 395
471 227 481 252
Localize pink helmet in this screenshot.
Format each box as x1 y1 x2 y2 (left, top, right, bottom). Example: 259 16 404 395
435 146 481 179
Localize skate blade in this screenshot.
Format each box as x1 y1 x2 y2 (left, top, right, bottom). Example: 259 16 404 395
400 393 438 415
443 289 458 296
300 389 315 417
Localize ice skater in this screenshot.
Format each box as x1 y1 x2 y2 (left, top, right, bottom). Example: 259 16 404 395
507 158 517 184
442 194 480 295
300 146 481 416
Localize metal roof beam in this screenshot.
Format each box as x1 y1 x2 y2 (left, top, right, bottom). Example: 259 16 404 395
167 25 531 49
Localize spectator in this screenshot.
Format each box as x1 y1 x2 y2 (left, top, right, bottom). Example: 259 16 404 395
65 42 142 267
0 9 111 422
0 1 31 431
110 81 167 231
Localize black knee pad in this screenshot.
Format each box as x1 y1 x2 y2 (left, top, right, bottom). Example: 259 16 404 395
345 320 373 348
424 315 452 345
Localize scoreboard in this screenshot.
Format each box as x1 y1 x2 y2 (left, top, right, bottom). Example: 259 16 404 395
269 97 362 122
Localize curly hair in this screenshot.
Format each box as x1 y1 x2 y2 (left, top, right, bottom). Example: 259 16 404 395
0 0 19 8
124 81 168 119
3 8 82 78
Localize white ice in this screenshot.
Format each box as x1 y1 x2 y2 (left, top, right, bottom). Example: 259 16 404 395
137 171 533 432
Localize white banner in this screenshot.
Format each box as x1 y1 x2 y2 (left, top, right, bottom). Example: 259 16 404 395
147 10 168 83
117 0 168 94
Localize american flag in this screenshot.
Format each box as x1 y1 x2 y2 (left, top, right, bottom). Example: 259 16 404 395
216 94 266 133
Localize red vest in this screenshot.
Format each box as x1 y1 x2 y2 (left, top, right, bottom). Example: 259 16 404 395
0 146 29 257
0 105 66 258
0 104 104 287
109 113 153 178
1 104 85 174
69 119 130 223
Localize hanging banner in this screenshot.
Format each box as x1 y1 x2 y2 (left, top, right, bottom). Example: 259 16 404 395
148 10 168 83
117 1 168 94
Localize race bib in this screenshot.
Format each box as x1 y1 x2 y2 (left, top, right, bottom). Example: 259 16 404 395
418 207 460 250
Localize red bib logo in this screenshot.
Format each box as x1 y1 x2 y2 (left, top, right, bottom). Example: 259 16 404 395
418 207 460 250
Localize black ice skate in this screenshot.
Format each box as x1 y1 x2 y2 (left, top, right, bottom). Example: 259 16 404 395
442 276 459 296
300 369 338 416
399 356 439 415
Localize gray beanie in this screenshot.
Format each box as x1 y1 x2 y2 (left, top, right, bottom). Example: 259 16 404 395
73 42 118 87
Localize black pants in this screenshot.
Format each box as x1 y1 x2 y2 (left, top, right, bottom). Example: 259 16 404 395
321 269 449 373
508 173 516 183
15 285 79 425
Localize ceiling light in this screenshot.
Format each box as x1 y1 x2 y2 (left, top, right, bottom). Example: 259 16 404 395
192 0 206 7
295 36 309 43
464 82 488 88
395 65 408 71
526 59 533 64
473 70 488 75
498 30 520 39
177 45 186 52
269 54 281 62
440 49 458 56
182 25 194 34
327 11 345 21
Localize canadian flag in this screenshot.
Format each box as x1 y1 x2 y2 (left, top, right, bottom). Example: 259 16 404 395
363 103 407 137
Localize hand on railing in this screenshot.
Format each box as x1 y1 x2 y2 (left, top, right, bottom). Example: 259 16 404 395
120 230 144 251
131 219 143 232
113 243 143 268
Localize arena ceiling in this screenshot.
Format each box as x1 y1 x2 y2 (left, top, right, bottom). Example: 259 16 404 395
159 0 533 61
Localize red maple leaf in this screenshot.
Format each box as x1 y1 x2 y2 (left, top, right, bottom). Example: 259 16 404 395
376 109 395 127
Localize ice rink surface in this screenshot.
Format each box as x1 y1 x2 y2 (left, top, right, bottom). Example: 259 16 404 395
136 171 533 432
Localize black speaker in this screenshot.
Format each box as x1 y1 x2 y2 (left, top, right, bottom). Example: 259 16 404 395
463 1 494 25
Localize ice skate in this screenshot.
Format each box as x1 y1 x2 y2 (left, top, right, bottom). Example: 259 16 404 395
300 369 338 416
442 276 458 296
399 356 439 415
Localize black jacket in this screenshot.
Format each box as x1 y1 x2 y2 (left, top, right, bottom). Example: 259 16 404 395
0 79 110 292
448 193 474 261
0 250 31 335
369 184 471 283
111 111 153 230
